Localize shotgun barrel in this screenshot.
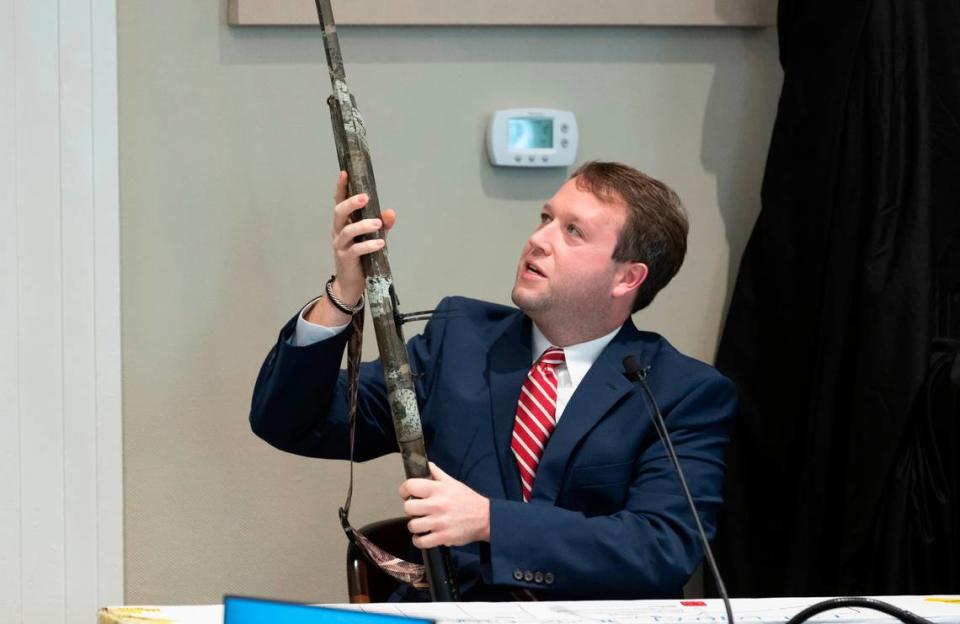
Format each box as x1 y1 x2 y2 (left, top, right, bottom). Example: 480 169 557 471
313 0 459 602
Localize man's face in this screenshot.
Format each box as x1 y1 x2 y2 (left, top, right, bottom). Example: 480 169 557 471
511 177 629 326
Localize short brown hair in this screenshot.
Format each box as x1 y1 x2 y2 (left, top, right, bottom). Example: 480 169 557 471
571 161 688 312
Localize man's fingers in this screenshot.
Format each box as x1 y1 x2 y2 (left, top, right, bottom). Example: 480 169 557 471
341 238 385 258
333 192 368 232
428 462 449 481
335 218 382 249
333 171 348 204
412 532 442 549
381 208 397 233
399 477 435 501
402 497 431 518
406 516 433 535
332 193 396 234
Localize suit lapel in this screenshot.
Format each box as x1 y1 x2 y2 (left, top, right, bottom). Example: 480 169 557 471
531 321 644 504
486 313 532 502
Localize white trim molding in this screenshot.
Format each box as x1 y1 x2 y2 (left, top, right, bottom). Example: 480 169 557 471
228 0 776 27
0 0 123 621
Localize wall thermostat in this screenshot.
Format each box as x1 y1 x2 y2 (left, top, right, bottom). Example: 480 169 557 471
487 108 578 168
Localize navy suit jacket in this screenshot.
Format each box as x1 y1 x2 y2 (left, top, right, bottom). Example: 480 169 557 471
251 296 736 600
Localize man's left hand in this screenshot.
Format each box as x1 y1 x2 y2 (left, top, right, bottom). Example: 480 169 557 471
399 462 491 548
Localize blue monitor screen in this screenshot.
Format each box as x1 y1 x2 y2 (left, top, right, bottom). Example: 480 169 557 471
508 117 553 149
223 596 434 624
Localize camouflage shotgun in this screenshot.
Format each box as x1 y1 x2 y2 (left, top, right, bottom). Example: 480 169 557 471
313 0 460 602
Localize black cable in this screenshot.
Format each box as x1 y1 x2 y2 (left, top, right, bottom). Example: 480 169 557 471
784 597 935 624
623 356 734 624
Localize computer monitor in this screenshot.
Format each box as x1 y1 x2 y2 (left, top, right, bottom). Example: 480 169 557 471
223 595 434 624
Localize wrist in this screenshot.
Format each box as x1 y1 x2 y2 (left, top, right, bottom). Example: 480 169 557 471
325 275 364 316
303 296 348 325
330 278 363 308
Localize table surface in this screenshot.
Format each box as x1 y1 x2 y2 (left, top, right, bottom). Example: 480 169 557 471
98 595 960 623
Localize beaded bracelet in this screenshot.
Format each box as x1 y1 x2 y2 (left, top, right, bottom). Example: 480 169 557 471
325 275 364 315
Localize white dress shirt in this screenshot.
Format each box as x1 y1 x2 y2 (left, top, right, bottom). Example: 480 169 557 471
291 297 349 346
292 297 620 420
528 324 618 422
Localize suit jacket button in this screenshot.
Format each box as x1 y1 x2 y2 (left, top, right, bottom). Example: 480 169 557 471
524 570 534 582
544 572 555 584
513 568 523 581
534 571 544 583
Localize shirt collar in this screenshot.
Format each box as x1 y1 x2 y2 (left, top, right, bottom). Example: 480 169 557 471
531 323 621 388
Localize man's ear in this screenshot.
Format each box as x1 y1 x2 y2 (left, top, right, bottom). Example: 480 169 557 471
612 262 648 299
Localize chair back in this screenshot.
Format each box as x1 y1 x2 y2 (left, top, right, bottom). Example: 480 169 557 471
346 517 411 603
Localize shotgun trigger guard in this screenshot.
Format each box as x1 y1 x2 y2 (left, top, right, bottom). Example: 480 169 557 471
389 283 405 341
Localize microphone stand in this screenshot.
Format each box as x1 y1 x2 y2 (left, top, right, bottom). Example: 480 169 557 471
623 356 734 624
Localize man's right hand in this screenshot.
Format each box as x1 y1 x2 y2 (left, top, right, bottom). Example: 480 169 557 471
305 171 396 326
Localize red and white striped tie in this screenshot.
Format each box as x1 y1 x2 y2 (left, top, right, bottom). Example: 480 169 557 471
511 347 565 502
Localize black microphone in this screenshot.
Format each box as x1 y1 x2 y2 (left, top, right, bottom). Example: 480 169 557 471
622 356 734 624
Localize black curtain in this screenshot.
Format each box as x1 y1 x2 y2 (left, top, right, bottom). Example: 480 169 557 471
713 0 960 596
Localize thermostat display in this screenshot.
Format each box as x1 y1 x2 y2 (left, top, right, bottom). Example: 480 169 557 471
487 108 577 168
509 118 553 149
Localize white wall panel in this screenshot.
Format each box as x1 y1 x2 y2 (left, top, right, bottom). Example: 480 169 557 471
60 0 100 620
0 0 22 621
0 0 123 620
17 1 66 619
92 0 125 606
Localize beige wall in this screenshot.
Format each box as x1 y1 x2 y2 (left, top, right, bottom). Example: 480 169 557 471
118 0 781 605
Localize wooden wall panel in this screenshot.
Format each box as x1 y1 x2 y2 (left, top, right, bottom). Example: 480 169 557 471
229 0 776 27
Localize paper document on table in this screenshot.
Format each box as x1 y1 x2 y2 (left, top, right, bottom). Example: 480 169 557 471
97 596 960 623
345 596 960 623
98 605 224 623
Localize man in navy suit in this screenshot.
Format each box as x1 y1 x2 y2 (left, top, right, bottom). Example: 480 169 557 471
251 161 736 600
